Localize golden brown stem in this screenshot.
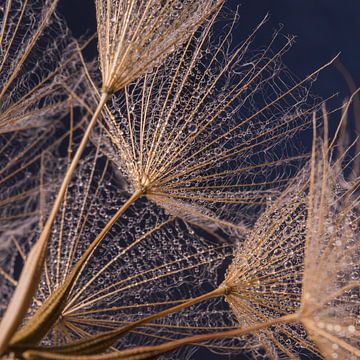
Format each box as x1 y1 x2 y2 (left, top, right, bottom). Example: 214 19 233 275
24 286 227 357
10 189 143 349
23 313 299 359
115 286 227 340
113 313 299 360
0 93 109 355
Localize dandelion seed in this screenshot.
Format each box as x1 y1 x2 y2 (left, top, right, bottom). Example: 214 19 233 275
96 0 224 94
221 164 318 359
216 110 360 359
98 110 359 360
18 134 358 360
49 111 360 360
4 150 232 357
99 15 326 231
1 2 222 345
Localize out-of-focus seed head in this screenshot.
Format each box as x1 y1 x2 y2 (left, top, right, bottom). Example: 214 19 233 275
0 0 86 133
300 135 360 360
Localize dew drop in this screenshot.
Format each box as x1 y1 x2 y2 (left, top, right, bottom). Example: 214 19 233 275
187 124 198 134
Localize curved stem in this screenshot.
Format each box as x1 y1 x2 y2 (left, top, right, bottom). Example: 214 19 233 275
0 93 109 355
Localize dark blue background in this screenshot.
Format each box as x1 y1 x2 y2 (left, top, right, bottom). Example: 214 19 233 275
59 1 359 359
59 0 360 113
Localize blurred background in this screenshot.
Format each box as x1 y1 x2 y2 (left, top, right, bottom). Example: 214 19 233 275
59 0 360 112
58 1 360 359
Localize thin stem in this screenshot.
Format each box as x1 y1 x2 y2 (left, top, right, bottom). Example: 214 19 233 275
10 189 143 348
0 92 109 355
67 189 144 291
22 313 299 360
119 286 227 336
100 313 299 360
22 287 226 357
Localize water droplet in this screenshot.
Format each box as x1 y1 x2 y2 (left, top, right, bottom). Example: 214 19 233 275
188 124 198 134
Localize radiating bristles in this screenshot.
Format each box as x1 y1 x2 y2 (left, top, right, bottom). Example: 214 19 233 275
99 14 323 232
0 2 103 349
300 133 360 360
222 166 317 359
0 0 84 133
2 2 357 359
218 124 359 359
95 0 224 94
0 111 91 322
0 127 61 317
13 152 327 359
5 146 232 351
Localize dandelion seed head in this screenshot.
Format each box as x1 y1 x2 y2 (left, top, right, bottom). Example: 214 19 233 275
96 0 223 93
222 166 316 358
300 144 360 360
216 141 360 359
15 150 232 350
99 16 318 232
